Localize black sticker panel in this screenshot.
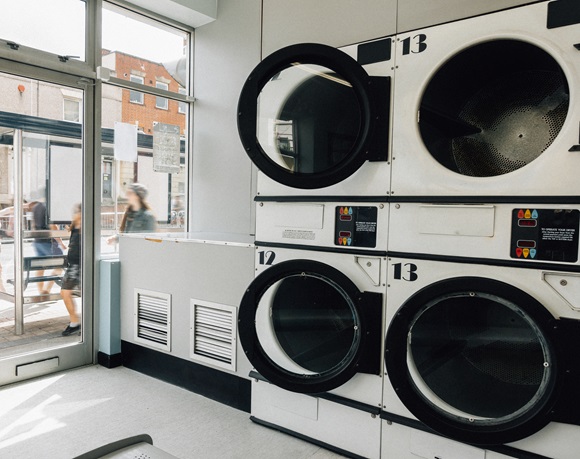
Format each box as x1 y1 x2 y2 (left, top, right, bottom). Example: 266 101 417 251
510 208 579 262
357 38 392 65
547 0 580 30
335 206 378 248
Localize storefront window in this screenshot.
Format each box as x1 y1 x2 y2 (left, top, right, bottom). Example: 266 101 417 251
100 3 191 256
102 3 189 93
0 0 86 61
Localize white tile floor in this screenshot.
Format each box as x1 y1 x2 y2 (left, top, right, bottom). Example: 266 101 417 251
0 365 345 459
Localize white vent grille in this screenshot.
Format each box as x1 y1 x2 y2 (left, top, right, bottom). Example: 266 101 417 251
134 289 171 351
190 300 237 371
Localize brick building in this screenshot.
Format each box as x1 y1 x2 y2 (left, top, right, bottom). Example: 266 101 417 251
100 50 188 226
101 50 186 135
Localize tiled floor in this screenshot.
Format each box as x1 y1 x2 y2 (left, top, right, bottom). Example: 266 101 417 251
0 365 345 459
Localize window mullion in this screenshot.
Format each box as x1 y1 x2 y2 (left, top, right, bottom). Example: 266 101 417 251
100 72 192 103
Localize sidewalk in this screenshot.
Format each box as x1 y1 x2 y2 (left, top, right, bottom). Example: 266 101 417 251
0 296 80 356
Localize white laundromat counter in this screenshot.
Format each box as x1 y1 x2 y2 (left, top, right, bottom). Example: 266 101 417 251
121 231 256 246
117 231 255 411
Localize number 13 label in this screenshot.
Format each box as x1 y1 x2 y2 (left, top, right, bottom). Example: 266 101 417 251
393 262 418 282
401 34 427 55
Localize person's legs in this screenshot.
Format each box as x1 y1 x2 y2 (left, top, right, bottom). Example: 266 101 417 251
42 267 63 294
60 289 79 324
60 264 81 336
43 244 64 294
33 241 52 294
36 269 46 293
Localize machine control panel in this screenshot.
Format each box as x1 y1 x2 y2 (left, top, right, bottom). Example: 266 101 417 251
335 206 378 248
510 209 579 262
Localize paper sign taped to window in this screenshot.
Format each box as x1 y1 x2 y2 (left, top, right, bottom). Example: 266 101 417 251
153 123 181 173
114 122 138 162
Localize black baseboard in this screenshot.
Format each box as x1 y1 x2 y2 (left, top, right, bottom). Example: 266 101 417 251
121 340 251 413
97 351 123 369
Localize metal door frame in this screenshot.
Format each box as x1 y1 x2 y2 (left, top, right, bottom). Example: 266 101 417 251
0 59 95 383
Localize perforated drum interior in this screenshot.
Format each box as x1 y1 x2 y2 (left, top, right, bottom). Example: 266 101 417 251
419 40 569 177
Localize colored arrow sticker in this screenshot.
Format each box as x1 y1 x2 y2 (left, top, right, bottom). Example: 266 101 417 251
516 248 523 257
523 248 530 258
524 209 531 219
532 210 538 219
518 209 524 218
530 249 537 258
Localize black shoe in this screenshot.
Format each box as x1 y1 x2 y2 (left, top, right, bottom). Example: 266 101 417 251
62 324 80 336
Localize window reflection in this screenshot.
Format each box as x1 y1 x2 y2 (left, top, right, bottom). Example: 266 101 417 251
257 64 361 174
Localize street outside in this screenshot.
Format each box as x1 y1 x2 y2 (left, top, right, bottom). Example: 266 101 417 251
0 239 85 357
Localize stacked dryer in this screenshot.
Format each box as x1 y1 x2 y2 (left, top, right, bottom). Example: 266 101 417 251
382 1 580 458
236 40 394 457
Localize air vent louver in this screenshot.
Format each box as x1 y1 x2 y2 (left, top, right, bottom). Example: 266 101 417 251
191 300 237 371
134 289 171 351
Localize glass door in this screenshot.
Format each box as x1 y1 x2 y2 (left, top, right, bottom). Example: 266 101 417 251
0 69 92 384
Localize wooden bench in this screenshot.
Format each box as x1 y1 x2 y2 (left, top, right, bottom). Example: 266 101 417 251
7 255 66 290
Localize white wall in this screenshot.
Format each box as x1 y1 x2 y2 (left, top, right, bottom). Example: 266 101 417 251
125 0 217 27
262 0 398 56
190 0 261 234
397 0 542 33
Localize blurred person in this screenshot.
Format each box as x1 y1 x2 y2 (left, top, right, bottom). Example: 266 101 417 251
107 183 156 244
30 193 66 295
0 202 30 293
61 203 82 336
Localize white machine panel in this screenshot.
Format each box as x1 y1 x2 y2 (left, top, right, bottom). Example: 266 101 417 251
389 202 580 267
256 201 388 251
382 421 486 459
253 379 381 459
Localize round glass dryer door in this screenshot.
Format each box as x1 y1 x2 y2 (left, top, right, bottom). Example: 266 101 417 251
386 277 559 445
237 43 382 189
239 260 379 393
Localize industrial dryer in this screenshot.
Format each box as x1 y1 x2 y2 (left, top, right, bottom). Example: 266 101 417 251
240 201 388 458
237 38 393 198
389 1 580 199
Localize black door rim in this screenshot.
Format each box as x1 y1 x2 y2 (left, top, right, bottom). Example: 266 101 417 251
239 259 371 394
237 43 377 189
385 276 560 445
